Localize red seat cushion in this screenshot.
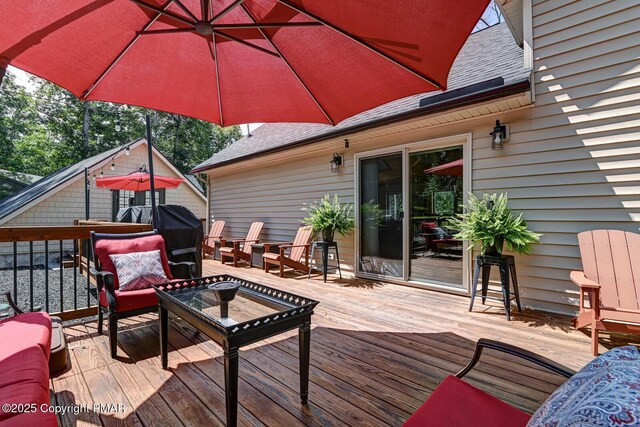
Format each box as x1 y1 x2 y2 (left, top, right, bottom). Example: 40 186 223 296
94 235 173 289
403 376 531 427
0 347 50 421
0 312 52 361
99 287 158 312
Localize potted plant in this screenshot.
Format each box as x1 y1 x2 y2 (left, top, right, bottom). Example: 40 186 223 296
302 194 355 242
451 193 541 255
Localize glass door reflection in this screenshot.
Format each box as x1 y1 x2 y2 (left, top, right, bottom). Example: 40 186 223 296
409 146 464 288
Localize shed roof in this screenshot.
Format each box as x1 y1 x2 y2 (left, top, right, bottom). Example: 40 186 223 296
0 139 205 224
193 23 527 172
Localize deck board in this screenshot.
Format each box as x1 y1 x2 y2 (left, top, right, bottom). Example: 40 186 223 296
53 259 640 426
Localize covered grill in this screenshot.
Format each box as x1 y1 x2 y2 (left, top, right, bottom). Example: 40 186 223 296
116 205 204 277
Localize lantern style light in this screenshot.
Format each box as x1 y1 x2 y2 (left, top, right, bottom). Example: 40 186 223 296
490 120 509 150
330 153 343 173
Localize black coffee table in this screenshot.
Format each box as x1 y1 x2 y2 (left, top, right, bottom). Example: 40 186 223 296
154 275 319 427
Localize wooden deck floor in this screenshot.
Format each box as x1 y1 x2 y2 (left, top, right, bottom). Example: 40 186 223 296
52 260 639 426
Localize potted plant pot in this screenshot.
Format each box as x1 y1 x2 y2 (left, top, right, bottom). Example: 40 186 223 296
322 228 335 242
484 237 504 256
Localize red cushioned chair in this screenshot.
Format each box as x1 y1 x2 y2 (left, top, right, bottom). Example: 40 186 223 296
403 339 575 427
90 230 196 358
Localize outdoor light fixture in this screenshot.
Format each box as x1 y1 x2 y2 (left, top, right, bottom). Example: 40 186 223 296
344 139 350 149
110 162 115 171
115 119 122 132
92 173 96 181
125 145 130 156
330 153 343 173
490 119 509 150
99 169 104 178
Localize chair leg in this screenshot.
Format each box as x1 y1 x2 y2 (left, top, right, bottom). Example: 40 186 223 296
279 262 284 278
233 255 238 268
591 326 599 356
264 261 270 273
97 308 103 334
109 315 118 358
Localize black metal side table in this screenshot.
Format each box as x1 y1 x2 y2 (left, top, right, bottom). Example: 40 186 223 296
469 254 522 321
308 241 342 283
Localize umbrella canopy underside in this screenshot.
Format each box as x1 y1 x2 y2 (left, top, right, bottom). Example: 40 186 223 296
0 0 490 126
96 171 183 191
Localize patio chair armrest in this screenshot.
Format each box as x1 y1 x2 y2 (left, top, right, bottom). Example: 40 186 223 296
278 243 310 249
168 261 197 279
3 292 24 315
263 241 292 251
570 271 601 289
203 235 223 244
91 268 117 309
456 338 575 380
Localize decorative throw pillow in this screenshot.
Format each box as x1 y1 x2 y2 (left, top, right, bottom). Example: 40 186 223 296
527 346 640 427
109 250 168 291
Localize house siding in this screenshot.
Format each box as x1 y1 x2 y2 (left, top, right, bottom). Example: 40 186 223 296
0 143 206 259
207 1 640 315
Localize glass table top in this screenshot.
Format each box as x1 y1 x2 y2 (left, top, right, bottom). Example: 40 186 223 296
167 282 295 327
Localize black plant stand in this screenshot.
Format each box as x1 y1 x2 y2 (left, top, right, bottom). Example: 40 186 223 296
308 241 342 282
469 254 522 321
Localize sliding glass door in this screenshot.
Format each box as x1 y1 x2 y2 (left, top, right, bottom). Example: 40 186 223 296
356 138 468 291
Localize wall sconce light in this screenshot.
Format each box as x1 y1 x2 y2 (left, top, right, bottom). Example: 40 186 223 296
490 119 509 150
125 145 130 156
110 162 115 171
344 139 350 149
330 153 343 173
99 169 104 178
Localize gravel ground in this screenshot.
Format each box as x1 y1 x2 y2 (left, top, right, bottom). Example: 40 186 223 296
0 267 96 315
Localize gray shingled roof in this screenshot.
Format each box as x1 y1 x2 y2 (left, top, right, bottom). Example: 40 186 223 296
194 23 527 172
0 143 131 223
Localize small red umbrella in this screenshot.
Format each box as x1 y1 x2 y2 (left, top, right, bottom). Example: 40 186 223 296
0 0 490 126
424 158 463 176
96 171 183 191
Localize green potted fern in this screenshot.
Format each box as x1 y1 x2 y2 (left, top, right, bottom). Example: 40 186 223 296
450 193 541 255
302 194 355 242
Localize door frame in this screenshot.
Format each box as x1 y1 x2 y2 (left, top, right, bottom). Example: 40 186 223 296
354 133 473 295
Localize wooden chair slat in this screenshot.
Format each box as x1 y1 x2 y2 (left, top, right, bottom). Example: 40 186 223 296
592 230 618 308
210 220 225 238
628 232 640 310
610 230 637 310
243 222 264 254
290 226 313 262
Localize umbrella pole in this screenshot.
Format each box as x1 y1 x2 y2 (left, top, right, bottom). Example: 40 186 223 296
84 167 90 220
146 115 159 228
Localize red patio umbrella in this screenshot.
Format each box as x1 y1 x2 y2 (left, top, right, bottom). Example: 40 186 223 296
0 0 490 126
96 171 183 191
424 158 463 176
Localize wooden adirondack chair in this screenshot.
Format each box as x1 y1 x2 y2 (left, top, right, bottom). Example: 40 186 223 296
572 229 640 356
202 220 226 259
219 222 264 267
263 226 314 277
